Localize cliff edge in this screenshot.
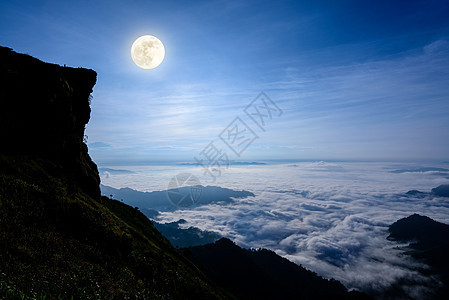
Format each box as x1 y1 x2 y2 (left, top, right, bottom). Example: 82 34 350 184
0 46 224 299
0 46 99 199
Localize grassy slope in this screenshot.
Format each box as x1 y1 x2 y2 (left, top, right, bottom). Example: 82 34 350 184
0 155 228 299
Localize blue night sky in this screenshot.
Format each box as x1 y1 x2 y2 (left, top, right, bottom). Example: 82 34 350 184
1 0 448 164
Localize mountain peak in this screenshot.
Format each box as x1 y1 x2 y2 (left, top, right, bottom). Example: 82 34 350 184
432 184 449 197
388 214 449 243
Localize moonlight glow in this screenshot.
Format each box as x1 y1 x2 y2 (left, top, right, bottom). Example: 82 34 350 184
131 35 165 69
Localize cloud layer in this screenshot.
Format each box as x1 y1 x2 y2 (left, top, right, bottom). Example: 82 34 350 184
101 161 449 297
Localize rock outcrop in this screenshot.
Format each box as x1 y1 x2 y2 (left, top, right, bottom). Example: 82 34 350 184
0 46 99 199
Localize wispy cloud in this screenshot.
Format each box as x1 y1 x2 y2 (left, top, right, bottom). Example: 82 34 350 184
86 39 449 163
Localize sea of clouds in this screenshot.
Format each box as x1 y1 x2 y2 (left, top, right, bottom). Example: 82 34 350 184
100 161 449 297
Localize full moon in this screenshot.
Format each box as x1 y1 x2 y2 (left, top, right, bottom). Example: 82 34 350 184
131 35 165 69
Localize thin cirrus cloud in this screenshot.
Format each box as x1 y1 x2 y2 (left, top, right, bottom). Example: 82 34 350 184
1 0 448 163
87 38 449 163
260 40 449 160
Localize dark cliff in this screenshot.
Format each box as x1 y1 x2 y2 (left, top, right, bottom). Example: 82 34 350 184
0 46 225 299
0 46 99 199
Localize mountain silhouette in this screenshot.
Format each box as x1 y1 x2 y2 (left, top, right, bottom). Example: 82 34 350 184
153 219 222 248
182 238 369 300
100 184 255 213
388 214 449 298
432 184 449 197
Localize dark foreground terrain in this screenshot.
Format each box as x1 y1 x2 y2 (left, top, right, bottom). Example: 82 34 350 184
182 238 368 300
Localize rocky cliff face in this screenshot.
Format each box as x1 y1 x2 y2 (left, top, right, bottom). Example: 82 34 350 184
0 46 99 199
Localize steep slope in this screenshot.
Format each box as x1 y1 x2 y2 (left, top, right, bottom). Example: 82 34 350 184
182 238 368 300
153 219 222 248
0 46 226 299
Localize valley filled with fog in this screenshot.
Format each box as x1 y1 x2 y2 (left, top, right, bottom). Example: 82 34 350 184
100 161 449 296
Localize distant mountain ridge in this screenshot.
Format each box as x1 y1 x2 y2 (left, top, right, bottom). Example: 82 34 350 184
153 219 222 247
404 184 449 198
100 184 255 213
99 167 136 175
432 185 449 197
390 167 449 173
